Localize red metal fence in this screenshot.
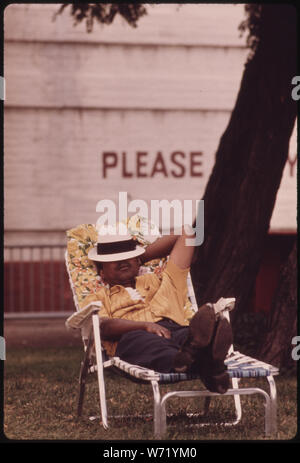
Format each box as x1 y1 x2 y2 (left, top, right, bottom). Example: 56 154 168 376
4 245 74 317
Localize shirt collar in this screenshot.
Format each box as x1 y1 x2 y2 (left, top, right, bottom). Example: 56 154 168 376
109 277 150 295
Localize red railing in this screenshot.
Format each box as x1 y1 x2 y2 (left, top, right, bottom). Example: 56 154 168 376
4 245 74 317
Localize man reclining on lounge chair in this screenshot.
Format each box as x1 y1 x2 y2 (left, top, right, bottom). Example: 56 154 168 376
87 225 233 394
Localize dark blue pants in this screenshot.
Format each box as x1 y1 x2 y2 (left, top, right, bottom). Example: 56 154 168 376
115 319 189 373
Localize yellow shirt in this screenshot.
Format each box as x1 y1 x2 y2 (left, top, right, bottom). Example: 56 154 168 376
98 259 190 356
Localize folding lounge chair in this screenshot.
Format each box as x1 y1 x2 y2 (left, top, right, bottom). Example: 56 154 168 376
65 217 279 438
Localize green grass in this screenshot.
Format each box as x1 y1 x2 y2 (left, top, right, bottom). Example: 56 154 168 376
3 346 298 441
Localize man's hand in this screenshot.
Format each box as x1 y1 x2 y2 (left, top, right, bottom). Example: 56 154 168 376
100 318 171 341
143 322 171 339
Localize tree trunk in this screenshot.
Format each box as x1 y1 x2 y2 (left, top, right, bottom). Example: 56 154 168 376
258 239 297 370
191 5 297 328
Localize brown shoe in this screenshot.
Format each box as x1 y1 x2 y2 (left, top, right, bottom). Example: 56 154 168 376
199 317 233 394
201 366 230 394
211 317 233 363
173 304 216 373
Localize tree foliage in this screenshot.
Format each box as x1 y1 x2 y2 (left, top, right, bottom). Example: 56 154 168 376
56 3 267 52
238 4 263 57
54 3 148 32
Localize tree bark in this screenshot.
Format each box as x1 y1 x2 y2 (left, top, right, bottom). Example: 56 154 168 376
191 5 297 327
258 239 297 370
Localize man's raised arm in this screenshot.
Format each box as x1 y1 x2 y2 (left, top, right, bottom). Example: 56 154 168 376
140 225 196 269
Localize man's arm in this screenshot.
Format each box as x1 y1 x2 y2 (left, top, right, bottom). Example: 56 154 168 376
140 225 196 269
100 318 171 341
140 232 178 264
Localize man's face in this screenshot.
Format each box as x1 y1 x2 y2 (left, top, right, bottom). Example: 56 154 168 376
99 257 141 286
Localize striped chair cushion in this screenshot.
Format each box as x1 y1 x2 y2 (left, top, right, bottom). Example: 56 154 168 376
107 351 279 384
225 351 279 378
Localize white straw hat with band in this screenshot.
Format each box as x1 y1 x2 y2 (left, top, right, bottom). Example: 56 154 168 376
88 233 145 262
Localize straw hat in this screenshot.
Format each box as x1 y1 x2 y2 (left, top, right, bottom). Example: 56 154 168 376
88 233 145 262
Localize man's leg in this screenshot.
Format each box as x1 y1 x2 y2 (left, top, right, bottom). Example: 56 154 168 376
115 310 233 394
173 304 233 393
115 323 189 373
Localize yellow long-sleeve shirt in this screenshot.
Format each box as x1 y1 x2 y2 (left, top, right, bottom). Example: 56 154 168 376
67 259 191 356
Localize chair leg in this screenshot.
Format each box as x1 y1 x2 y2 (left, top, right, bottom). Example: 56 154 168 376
151 380 163 438
77 331 94 416
266 375 277 435
231 377 242 424
77 363 86 417
92 314 109 429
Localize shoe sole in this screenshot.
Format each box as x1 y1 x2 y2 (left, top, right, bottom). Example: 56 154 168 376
173 305 216 372
188 304 216 349
211 317 233 362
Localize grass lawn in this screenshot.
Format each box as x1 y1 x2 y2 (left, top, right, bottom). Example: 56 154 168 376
3 346 298 441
